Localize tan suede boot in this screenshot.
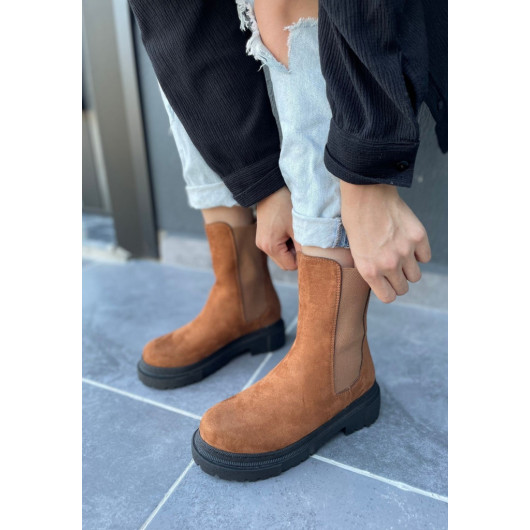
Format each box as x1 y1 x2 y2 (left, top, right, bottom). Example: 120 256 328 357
192 253 380 480
137 222 285 389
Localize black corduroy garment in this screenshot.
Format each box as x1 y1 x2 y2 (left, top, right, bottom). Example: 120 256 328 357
129 0 447 203
319 0 447 187
128 0 285 207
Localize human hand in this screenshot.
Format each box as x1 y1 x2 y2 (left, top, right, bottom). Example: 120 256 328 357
340 182 431 303
256 186 300 270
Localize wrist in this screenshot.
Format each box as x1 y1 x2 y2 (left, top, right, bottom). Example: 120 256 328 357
340 182 398 205
257 185 289 209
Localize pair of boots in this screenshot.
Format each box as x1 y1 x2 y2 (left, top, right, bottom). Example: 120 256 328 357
138 222 380 481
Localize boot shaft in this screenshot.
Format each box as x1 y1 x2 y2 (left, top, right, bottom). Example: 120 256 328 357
205 222 281 326
295 253 375 397
197 253 377 455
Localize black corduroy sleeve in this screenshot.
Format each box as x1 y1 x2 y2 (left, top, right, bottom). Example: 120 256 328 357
128 0 285 206
319 0 429 187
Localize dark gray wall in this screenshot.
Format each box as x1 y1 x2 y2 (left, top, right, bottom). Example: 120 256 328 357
134 23 447 265
401 105 448 267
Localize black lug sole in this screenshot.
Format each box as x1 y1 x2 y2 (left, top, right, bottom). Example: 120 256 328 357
137 319 285 389
191 380 380 481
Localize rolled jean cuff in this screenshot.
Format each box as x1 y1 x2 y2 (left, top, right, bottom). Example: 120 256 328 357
186 182 238 210
292 210 349 249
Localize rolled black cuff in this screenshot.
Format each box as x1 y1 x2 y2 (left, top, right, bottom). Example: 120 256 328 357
324 120 419 187
223 152 286 207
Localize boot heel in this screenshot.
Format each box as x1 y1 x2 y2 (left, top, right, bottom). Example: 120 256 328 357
249 319 286 355
343 387 381 435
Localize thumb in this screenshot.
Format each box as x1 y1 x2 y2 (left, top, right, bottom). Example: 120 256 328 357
272 241 298 271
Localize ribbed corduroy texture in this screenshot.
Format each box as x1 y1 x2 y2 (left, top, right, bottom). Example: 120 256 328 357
129 0 447 198
128 0 285 207
319 0 447 187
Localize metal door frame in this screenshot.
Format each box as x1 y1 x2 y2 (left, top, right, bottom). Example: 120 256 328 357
82 0 158 258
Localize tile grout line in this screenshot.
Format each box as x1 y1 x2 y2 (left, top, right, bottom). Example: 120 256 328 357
139 459 195 530
81 261 103 271
84 314 446 506
241 353 273 391
88 314 298 528
285 314 298 336
140 312 297 526
379 299 448 315
82 378 202 420
83 376 446 503
241 314 298 391
311 455 448 503
83 260 446 312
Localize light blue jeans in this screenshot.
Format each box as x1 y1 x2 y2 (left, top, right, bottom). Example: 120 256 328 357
160 2 348 248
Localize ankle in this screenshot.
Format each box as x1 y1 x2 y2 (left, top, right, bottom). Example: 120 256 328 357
302 246 355 268
202 206 254 228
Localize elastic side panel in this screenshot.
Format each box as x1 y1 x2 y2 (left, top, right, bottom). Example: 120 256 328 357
232 224 268 323
334 268 370 393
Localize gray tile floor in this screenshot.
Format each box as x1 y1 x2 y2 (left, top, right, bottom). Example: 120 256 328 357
83 259 447 529
83 213 116 246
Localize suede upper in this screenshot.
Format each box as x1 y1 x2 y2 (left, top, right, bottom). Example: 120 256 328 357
142 222 281 368
199 253 375 454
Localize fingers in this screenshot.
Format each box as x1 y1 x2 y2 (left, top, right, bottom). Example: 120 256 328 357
257 237 297 271
256 222 300 271
414 232 432 263
367 275 397 304
384 268 409 296
271 242 298 270
402 257 422 283
360 254 420 303
286 238 298 268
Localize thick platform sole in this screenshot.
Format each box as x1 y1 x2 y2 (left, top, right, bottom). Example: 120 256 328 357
192 381 380 481
137 319 285 390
